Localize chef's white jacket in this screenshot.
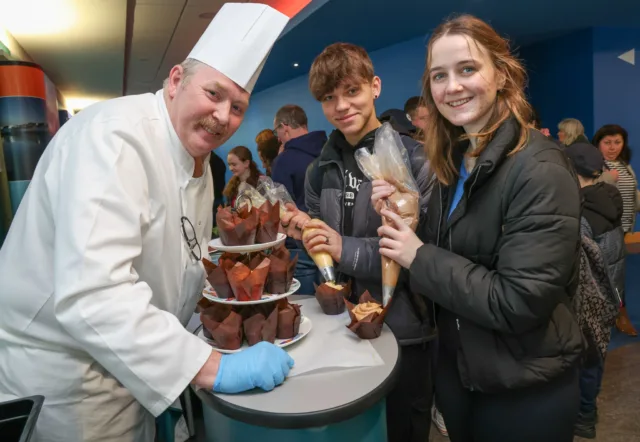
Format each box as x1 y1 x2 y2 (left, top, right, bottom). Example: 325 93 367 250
0 90 214 442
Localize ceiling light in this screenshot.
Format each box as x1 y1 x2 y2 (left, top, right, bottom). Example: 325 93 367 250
0 0 76 35
293 63 299 68
65 97 104 111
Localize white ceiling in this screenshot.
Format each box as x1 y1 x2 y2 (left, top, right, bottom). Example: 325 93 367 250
1 0 249 108
127 0 230 96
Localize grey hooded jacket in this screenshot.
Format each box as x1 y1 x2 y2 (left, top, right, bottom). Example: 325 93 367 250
304 125 437 345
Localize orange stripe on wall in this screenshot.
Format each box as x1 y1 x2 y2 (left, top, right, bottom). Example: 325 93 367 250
259 0 312 18
0 65 46 99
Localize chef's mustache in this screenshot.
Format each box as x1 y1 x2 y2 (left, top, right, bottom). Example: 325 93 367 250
198 118 226 134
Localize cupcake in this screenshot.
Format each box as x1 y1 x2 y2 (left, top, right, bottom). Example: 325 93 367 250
216 205 259 246
265 246 298 294
226 258 271 302
242 305 278 346
255 200 281 244
200 304 243 350
275 298 301 339
204 256 235 299
344 291 388 339
314 280 352 315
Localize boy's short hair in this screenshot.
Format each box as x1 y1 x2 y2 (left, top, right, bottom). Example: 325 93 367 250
309 43 375 101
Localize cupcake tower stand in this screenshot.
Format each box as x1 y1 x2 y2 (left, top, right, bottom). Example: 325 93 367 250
197 233 312 353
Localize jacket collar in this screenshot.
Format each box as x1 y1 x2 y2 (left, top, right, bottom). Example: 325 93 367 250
472 117 520 173
156 90 197 188
318 128 377 167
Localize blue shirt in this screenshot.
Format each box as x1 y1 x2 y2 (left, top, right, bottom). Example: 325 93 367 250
448 162 469 219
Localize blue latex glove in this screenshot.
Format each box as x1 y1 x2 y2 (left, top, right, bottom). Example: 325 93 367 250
213 342 295 394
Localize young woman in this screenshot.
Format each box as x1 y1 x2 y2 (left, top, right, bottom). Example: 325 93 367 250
222 145 261 207
372 15 584 442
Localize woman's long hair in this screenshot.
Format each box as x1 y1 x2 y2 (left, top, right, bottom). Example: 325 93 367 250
421 15 533 185
223 145 261 200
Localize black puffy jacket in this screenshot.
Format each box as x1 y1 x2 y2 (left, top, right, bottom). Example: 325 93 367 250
409 118 585 392
305 125 437 345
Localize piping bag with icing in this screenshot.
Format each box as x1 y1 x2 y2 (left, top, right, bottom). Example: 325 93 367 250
355 122 420 306
257 177 336 284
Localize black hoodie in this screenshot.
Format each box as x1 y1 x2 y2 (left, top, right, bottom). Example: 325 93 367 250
580 182 626 296
581 182 623 237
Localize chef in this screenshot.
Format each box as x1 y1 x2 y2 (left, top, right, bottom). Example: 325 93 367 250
0 3 307 441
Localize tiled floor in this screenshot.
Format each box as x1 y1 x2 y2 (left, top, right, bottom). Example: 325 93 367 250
188 342 640 442
429 342 640 442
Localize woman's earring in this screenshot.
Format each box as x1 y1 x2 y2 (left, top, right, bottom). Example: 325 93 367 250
374 94 378 99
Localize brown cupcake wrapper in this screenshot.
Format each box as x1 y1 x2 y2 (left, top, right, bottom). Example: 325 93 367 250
216 205 259 246
226 258 271 302
314 280 352 315
243 307 278 346
201 307 243 350
275 298 301 339
344 291 388 339
255 201 281 244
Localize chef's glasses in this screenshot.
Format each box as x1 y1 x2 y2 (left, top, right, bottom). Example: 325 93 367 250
180 216 201 261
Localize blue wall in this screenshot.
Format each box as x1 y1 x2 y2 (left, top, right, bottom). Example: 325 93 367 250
593 27 640 151
519 29 595 136
216 35 429 182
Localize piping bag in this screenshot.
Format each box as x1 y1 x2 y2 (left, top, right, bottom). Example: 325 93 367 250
355 122 420 306
256 177 336 284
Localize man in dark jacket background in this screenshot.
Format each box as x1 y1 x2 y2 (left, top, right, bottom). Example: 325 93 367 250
566 142 625 439
281 43 436 442
271 105 326 296
272 105 327 212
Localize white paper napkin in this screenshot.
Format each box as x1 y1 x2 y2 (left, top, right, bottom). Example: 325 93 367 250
285 300 384 377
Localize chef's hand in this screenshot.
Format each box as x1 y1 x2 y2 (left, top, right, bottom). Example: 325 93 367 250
377 209 423 269
213 342 294 394
302 219 342 263
280 203 311 240
371 179 396 215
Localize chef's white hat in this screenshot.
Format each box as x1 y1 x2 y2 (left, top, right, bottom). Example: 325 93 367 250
188 2 309 93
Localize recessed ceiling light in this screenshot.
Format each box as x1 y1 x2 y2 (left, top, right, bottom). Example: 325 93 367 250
199 12 216 19
293 63 299 68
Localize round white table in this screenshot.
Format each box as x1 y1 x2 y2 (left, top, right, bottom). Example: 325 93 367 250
195 295 400 441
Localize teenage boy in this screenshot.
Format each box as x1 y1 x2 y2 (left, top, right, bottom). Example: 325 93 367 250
282 43 436 442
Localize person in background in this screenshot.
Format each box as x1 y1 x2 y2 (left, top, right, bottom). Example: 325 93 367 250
271 105 327 295
282 42 437 442
378 108 417 136
372 15 584 442
223 145 262 207
530 107 552 138
593 124 638 336
271 105 327 211
0 3 296 441
210 150 227 227
565 142 624 439
255 129 281 176
558 118 589 146
404 96 429 134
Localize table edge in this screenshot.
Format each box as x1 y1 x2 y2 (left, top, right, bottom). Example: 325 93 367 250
194 337 402 429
